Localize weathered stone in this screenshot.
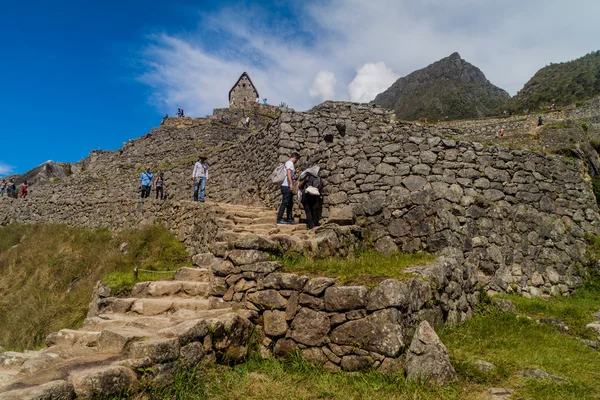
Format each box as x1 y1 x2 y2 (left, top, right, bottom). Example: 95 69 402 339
240 261 281 274
0 380 75 400
474 360 496 372
491 298 516 313
327 206 355 225
340 355 373 371
179 342 205 367
302 347 328 365
304 277 336 296
367 279 409 311
374 236 399 255
264 273 308 290
403 175 428 191
263 310 288 337
324 286 368 311
227 250 269 266
290 308 330 346
128 338 180 364
246 290 288 310
273 338 299 358
405 321 456 385
299 293 325 310
70 366 138 399
379 357 404 375
330 312 403 357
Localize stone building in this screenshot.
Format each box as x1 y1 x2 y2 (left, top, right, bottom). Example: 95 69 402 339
229 72 259 109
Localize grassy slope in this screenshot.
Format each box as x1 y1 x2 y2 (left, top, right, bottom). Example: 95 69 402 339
513 50 600 110
0 224 190 350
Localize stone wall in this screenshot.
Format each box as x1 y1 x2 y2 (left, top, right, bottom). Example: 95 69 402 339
2 101 600 296
212 103 280 130
0 198 222 255
195 251 477 371
206 101 600 296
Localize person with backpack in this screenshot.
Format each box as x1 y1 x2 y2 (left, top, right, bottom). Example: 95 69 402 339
154 172 165 200
0 179 6 197
275 152 301 224
298 166 323 229
192 155 209 202
7 179 16 198
140 167 153 199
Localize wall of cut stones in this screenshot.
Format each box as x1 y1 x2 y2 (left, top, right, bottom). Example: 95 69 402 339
0 199 222 255
192 251 477 372
2 101 600 296
207 101 600 296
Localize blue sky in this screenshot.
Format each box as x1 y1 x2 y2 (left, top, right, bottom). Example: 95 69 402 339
2 0 600 175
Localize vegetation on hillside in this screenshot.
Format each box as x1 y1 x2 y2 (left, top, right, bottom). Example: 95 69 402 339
0 224 190 350
513 50 600 111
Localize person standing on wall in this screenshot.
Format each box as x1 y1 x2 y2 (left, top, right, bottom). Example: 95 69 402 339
298 165 324 229
277 152 300 225
192 155 209 203
154 172 165 200
140 167 153 199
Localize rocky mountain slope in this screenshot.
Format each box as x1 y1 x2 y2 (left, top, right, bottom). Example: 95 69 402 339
372 52 510 121
513 50 600 110
6 161 78 187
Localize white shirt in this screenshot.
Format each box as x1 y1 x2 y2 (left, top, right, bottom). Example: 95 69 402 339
192 161 209 179
282 160 295 187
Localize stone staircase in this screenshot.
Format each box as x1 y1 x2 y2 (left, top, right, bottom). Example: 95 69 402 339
0 264 252 399
0 203 360 399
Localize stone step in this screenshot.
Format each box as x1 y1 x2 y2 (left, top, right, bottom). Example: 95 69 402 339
46 329 101 348
129 298 212 316
83 315 175 332
131 280 210 297
174 267 211 282
97 326 152 352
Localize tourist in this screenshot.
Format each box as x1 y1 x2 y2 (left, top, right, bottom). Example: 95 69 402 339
298 166 323 229
524 107 529 114
192 155 209 203
500 129 505 137
263 98 267 105
508 109 513 116
19 181 28 198
244 116 250 128
7 179 16 198
140 167 153 199
154 172 164 200
277 152 300 225
551 103 556 111
503 110 507 116
0 179 6 197
537 116 543 127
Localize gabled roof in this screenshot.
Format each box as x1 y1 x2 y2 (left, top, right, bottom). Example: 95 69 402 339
229 72 259 101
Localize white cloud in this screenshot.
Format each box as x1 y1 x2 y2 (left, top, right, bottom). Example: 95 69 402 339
309 70 337 101
0 162 14 176
348 62 399 102
138 1 600 115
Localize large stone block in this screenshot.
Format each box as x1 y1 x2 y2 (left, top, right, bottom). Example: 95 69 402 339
405 321 456 385
290 308 330 346
324 286 368 311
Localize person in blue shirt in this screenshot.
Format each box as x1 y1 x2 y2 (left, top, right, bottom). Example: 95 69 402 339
140 167 153 199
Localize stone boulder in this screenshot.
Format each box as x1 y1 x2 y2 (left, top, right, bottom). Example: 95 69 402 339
327 206 355 226
0 380 75 400
289 308 330 346
405 321 456 385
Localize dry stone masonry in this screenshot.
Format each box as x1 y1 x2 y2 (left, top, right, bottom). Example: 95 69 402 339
1 100 600 298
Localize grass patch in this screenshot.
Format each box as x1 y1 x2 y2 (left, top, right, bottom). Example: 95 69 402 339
274 251 436 286
441 309 600 400
0 224 190 350
543 123 570 129
500 278 600 339
140 355 463 400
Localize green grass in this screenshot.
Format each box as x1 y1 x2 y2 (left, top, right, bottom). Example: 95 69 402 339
139 355 463 400
0 224 190 350
441 309 600 400
499 279 600 339
274 251 437 286
543 123 570 129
